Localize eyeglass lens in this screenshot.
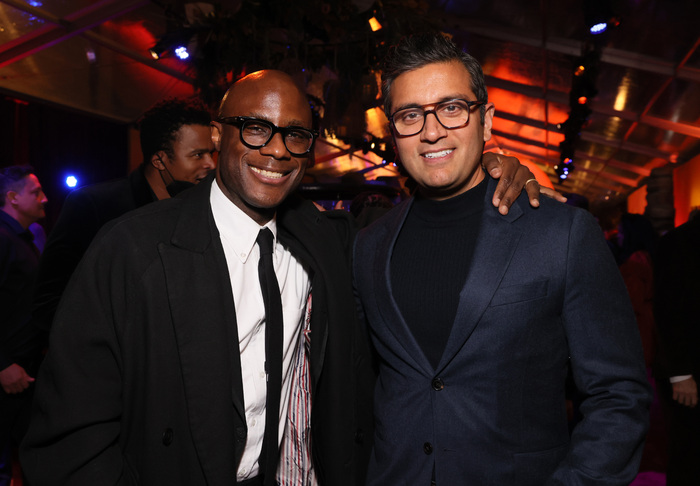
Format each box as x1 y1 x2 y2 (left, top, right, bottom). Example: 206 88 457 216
240 119 314 155
392 100 474 136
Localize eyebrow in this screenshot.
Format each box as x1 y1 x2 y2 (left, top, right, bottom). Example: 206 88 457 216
188 147 214 155
239 113 311 129
392 95 473 113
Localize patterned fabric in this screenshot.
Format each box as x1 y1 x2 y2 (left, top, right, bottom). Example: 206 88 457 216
277 293 317 486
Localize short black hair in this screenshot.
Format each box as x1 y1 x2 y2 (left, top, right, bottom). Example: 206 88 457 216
138 98 212 162
381 32 488 124
0 165 35 208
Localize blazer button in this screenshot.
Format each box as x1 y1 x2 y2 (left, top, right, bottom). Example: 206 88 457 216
423 442 433 455
162 428 174 446
431 378 444 391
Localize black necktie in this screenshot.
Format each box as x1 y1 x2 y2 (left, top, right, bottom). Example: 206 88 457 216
256 228 284 485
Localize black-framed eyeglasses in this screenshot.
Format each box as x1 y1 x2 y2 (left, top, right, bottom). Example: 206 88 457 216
217 116 318 156
389 99 486 137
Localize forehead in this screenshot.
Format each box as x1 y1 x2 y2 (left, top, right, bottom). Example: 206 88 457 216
390 60 475 109
225 75 311 126
173 124 211 146
21 174 41 191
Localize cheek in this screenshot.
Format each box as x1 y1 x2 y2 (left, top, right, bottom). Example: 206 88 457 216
394 139 417 164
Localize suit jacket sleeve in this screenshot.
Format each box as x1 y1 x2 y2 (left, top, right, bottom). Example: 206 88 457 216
32 189 105 332
21 226 138 486
547 210 652 485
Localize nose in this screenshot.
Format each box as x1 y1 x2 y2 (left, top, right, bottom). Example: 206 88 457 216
202 152 216 170
420 111 447 142
259 131 289 159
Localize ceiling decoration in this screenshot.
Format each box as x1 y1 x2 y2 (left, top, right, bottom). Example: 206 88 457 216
1 0 699 206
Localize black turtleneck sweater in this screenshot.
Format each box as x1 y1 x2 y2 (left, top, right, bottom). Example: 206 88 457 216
390 177 487 369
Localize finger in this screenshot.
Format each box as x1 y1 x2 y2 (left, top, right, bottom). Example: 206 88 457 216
492 174 515 213
677 392 691 407
481 152 502 179
524 178 541 208
497 170 534 215
540 187 568 203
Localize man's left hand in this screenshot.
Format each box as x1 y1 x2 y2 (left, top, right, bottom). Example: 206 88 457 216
483 152 567 215
672 377 698 408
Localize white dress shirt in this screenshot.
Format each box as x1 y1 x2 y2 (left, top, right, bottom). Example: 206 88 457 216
210 180 311 482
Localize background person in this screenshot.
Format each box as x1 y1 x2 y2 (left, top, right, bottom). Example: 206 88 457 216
653 213 700 485
31 97 215 332
0 165 48 486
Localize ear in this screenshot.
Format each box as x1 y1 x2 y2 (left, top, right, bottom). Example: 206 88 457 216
482 102 495 142
151 151 167 170
210 122 222 151
6 190 18 205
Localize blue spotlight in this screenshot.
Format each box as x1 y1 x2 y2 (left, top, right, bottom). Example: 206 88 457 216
590 22 607 34
65 175 78 188
175 46 190 60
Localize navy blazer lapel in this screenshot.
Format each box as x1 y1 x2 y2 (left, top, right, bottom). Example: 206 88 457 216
437 178 524 371
159 179 245 482
374 198 435 374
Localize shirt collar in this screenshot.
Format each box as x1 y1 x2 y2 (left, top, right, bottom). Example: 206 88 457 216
0 210 27 235
209 179 278 264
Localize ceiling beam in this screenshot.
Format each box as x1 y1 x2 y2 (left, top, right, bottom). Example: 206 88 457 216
0 0 149 68
445 17 700 82
0 0 193 84
488 141 632 195
486 75 700 144
81 31 194 84
579 132 672 159
491 125 657 177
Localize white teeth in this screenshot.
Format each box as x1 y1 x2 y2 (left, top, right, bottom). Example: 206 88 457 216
251 166 284 179
424 149 453 159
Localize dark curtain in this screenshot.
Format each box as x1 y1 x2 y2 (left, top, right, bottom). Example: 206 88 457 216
1 96 128 233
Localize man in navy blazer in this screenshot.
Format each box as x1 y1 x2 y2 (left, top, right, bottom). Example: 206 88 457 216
353 33 652 485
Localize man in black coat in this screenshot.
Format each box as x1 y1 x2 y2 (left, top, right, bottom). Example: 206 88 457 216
21 70 545 486
654 214 700 485
31 98 215 332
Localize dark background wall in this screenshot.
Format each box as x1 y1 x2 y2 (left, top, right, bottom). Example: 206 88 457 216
1 96 129 233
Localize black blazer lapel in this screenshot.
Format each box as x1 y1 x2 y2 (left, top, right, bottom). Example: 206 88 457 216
160 179 245 482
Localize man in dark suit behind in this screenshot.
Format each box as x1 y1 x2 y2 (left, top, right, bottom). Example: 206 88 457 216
0 166 48 486
653 214 700 485
353 33 652 485
31 97 215 332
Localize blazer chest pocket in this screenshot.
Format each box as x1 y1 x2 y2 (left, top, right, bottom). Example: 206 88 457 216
490 279 549 307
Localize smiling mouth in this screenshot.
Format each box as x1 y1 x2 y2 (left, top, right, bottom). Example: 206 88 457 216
251 166 285 179
423 149 454 159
